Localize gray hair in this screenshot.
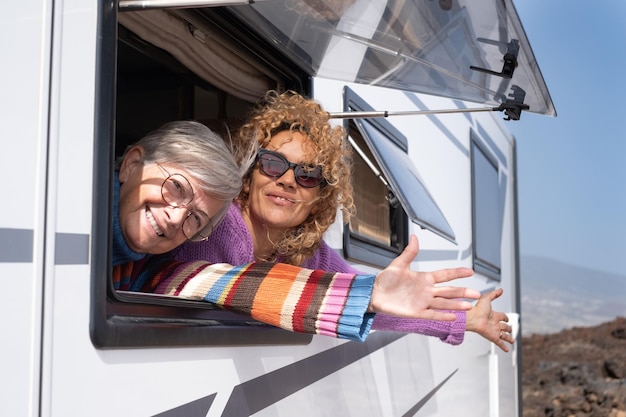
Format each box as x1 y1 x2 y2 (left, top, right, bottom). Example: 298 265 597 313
118 121 243 229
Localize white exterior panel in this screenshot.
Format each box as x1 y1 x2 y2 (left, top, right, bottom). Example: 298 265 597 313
0 1 53 416
1 2 530 416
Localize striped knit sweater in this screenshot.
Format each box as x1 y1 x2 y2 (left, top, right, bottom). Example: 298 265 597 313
114 256 375 341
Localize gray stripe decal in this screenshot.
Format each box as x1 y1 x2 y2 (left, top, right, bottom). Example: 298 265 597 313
150 335 461 417
339 244 470 264
153 393 216 417
416 249 459 262
220 331 405 416
402 369 458 417
55 233 90 265
460 244 472 261
0 228 33 262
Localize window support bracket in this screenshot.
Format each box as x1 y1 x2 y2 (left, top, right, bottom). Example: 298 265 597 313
469 38 519 79
331 87 529 121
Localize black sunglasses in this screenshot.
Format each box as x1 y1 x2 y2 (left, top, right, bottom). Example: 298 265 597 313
257 148 325 188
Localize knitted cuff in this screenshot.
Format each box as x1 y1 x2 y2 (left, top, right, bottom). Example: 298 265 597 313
333 274 375 341
371 310 467 345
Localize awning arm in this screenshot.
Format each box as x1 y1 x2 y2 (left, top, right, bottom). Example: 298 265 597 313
330 97 530 121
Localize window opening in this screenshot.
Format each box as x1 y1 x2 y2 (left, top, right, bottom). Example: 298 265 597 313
347 126 397 249
91 6 311 347
342 90 410 268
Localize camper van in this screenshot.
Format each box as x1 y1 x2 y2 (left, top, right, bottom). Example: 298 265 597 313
1 0 555 416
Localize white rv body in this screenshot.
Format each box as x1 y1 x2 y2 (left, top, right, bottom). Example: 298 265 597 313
1 1 554 416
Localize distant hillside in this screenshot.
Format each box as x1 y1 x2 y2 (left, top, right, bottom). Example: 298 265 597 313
520 255 626 335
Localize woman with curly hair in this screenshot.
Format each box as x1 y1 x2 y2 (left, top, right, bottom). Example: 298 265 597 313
171 90 514 351
229 89 353 266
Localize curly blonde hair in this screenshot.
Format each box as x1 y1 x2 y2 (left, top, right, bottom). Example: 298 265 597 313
234 90 354 265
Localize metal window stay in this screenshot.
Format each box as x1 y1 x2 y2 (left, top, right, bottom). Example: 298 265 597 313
118 1 534 121
331 94 530 121
118 0 267 10
346 135 399 208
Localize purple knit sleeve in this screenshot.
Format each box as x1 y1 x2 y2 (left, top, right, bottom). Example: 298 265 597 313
173 203 254 265
304 240 467 345
371 311 466 345
301 240 360 273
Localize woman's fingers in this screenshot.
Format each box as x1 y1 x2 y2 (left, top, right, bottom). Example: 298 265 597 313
427 297 474 312
432 267 475 283
432 284 480 301
372 234 480 318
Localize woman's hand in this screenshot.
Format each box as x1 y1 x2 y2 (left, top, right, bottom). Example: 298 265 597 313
466 288 514 352
369 235 480 321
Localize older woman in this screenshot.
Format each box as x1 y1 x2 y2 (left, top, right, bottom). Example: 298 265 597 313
171 91 514 351
113 121 241 265
114 120 480 342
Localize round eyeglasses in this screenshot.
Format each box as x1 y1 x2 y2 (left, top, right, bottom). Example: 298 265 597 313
156 162 213 241
257 148 325 188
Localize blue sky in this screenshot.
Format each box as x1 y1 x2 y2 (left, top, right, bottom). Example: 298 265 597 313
507 1 626 276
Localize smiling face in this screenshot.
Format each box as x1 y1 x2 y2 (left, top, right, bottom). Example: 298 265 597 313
117 146 225 254
242 131 322 245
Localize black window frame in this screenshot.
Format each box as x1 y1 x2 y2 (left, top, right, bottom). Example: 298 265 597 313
470 130 504 281
342 87 458 269
342 88 409 268
90 2 312 348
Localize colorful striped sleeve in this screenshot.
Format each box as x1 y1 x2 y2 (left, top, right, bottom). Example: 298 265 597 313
148 259 375 341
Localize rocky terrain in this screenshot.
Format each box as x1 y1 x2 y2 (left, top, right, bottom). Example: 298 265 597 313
522 317 626 417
